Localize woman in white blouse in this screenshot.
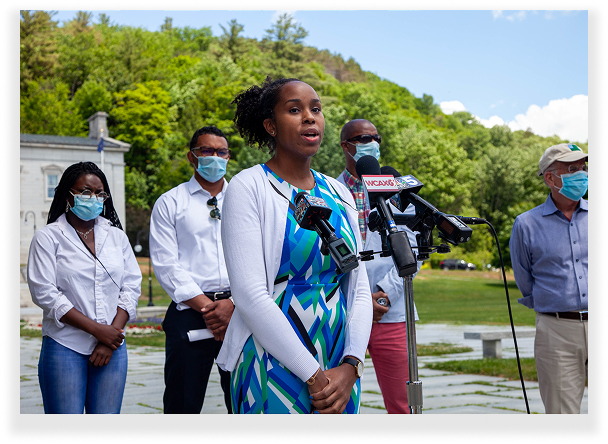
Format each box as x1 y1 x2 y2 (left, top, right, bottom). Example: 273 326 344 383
27 161 142 414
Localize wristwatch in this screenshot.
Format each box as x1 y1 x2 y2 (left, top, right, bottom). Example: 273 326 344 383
342 357 364 378
377 297 389 307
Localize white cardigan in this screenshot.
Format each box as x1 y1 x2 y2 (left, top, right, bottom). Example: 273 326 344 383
216 165 372 382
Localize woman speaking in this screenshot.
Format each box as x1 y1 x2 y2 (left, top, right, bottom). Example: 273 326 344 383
216 78 372 414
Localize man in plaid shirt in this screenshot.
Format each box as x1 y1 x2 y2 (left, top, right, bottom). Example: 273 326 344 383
337 119 421 414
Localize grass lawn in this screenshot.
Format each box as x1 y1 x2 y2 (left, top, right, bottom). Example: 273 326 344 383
136 257 172 307
134 262 536 327
424 358 538 381
412 269 535 326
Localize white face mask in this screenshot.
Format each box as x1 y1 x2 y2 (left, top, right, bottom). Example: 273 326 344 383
349 141 381 162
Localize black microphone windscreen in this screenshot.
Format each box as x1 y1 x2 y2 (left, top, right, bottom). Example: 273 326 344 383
293 191 307 206
380 166 401 178
355 155 381 178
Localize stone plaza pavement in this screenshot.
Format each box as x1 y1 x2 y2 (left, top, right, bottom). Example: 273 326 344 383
19 317 588 415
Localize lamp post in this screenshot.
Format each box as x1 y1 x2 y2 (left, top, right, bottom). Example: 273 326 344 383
134 230 154 306
24 211 36 233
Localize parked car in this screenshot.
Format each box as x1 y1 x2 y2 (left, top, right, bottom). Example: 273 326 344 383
439 259 477 271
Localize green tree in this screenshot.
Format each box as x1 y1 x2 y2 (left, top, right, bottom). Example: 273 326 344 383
219 19 245 63
415 93 441 117
111 81 175 171
73 79 113 121
20 10 59 90
263 13 309 78
161 17 173 32
98 13 112 27
391 125 474 215
56 11 99 97
20 79 86 136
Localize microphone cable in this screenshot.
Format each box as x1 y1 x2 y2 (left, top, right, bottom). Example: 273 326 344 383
457 216 530 414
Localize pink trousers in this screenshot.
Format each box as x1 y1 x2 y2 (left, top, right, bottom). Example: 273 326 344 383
367 322 410 414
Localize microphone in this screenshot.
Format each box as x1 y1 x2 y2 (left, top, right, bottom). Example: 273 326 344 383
355 156 418 277
293 191 359 274
379 165 473 246
456 216 487 225
380 166 424 212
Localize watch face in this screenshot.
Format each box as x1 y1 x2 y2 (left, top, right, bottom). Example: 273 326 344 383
356 361 364 377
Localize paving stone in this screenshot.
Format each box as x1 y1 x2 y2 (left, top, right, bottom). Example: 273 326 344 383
20 324 588 415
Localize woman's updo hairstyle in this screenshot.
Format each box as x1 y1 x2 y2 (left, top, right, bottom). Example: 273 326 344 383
232 76 299 155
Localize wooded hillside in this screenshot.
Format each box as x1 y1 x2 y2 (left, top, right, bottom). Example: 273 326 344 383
20 11 587 268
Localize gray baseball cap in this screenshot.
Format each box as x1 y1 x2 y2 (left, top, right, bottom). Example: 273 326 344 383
538 143 588 176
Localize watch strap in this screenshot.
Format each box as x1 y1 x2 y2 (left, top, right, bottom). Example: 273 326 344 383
342 357 363 378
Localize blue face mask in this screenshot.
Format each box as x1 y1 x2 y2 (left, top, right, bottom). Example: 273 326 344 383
555 170 588 201
350 141 381 162
195 155 228 183
70 195 104 221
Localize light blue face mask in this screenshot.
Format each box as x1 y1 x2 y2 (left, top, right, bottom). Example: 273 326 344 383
70 195 104 221
195 155 228 183
349 141 381 162
554 170 588 201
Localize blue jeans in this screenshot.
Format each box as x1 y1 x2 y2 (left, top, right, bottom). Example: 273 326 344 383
38 336 128 414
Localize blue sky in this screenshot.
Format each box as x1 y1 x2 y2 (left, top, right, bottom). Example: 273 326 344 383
49 8 589 142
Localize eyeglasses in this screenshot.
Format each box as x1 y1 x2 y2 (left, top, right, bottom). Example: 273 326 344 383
69 189 110 202
550 164 588 175
207 196 221 220
345 134 382 145
566 164 588 174
191 147 231 159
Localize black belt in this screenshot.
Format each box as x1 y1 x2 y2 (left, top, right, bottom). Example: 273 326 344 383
203 291 232 301
542 311 588 321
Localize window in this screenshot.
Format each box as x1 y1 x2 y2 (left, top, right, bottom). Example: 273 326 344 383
47 174 58 199
41 164 64 202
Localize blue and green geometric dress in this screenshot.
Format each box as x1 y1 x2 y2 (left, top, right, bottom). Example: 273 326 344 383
230 165 361 414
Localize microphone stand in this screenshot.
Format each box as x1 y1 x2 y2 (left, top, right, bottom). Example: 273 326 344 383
403 274 422 414
399 217 449 414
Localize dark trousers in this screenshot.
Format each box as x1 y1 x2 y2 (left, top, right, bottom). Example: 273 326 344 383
162 301 232 414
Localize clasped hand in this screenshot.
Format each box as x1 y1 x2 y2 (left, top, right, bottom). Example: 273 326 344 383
308 365 358 414
202 299 234 341
89 343 113 367
93 324 124 350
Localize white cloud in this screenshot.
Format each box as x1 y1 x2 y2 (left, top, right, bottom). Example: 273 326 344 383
492 10 527 21
493 10 577 22
477 115 506 128
441 95 588 143
439 100 466 115
506 94 588 142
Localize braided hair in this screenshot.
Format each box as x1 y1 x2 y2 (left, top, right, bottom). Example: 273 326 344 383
232 76 300 155
47 161 123 230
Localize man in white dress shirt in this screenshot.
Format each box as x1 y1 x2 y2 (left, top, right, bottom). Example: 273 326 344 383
150 126 234 414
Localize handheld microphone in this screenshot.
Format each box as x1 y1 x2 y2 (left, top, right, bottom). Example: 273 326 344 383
380 166 424 212
293 191 359 274
356 156 417 277
380 165 473 246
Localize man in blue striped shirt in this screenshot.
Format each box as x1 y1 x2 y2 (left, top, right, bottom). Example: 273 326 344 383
510 143 588 414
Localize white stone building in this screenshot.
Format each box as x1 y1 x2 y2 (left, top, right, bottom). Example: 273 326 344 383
20 112 131 265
